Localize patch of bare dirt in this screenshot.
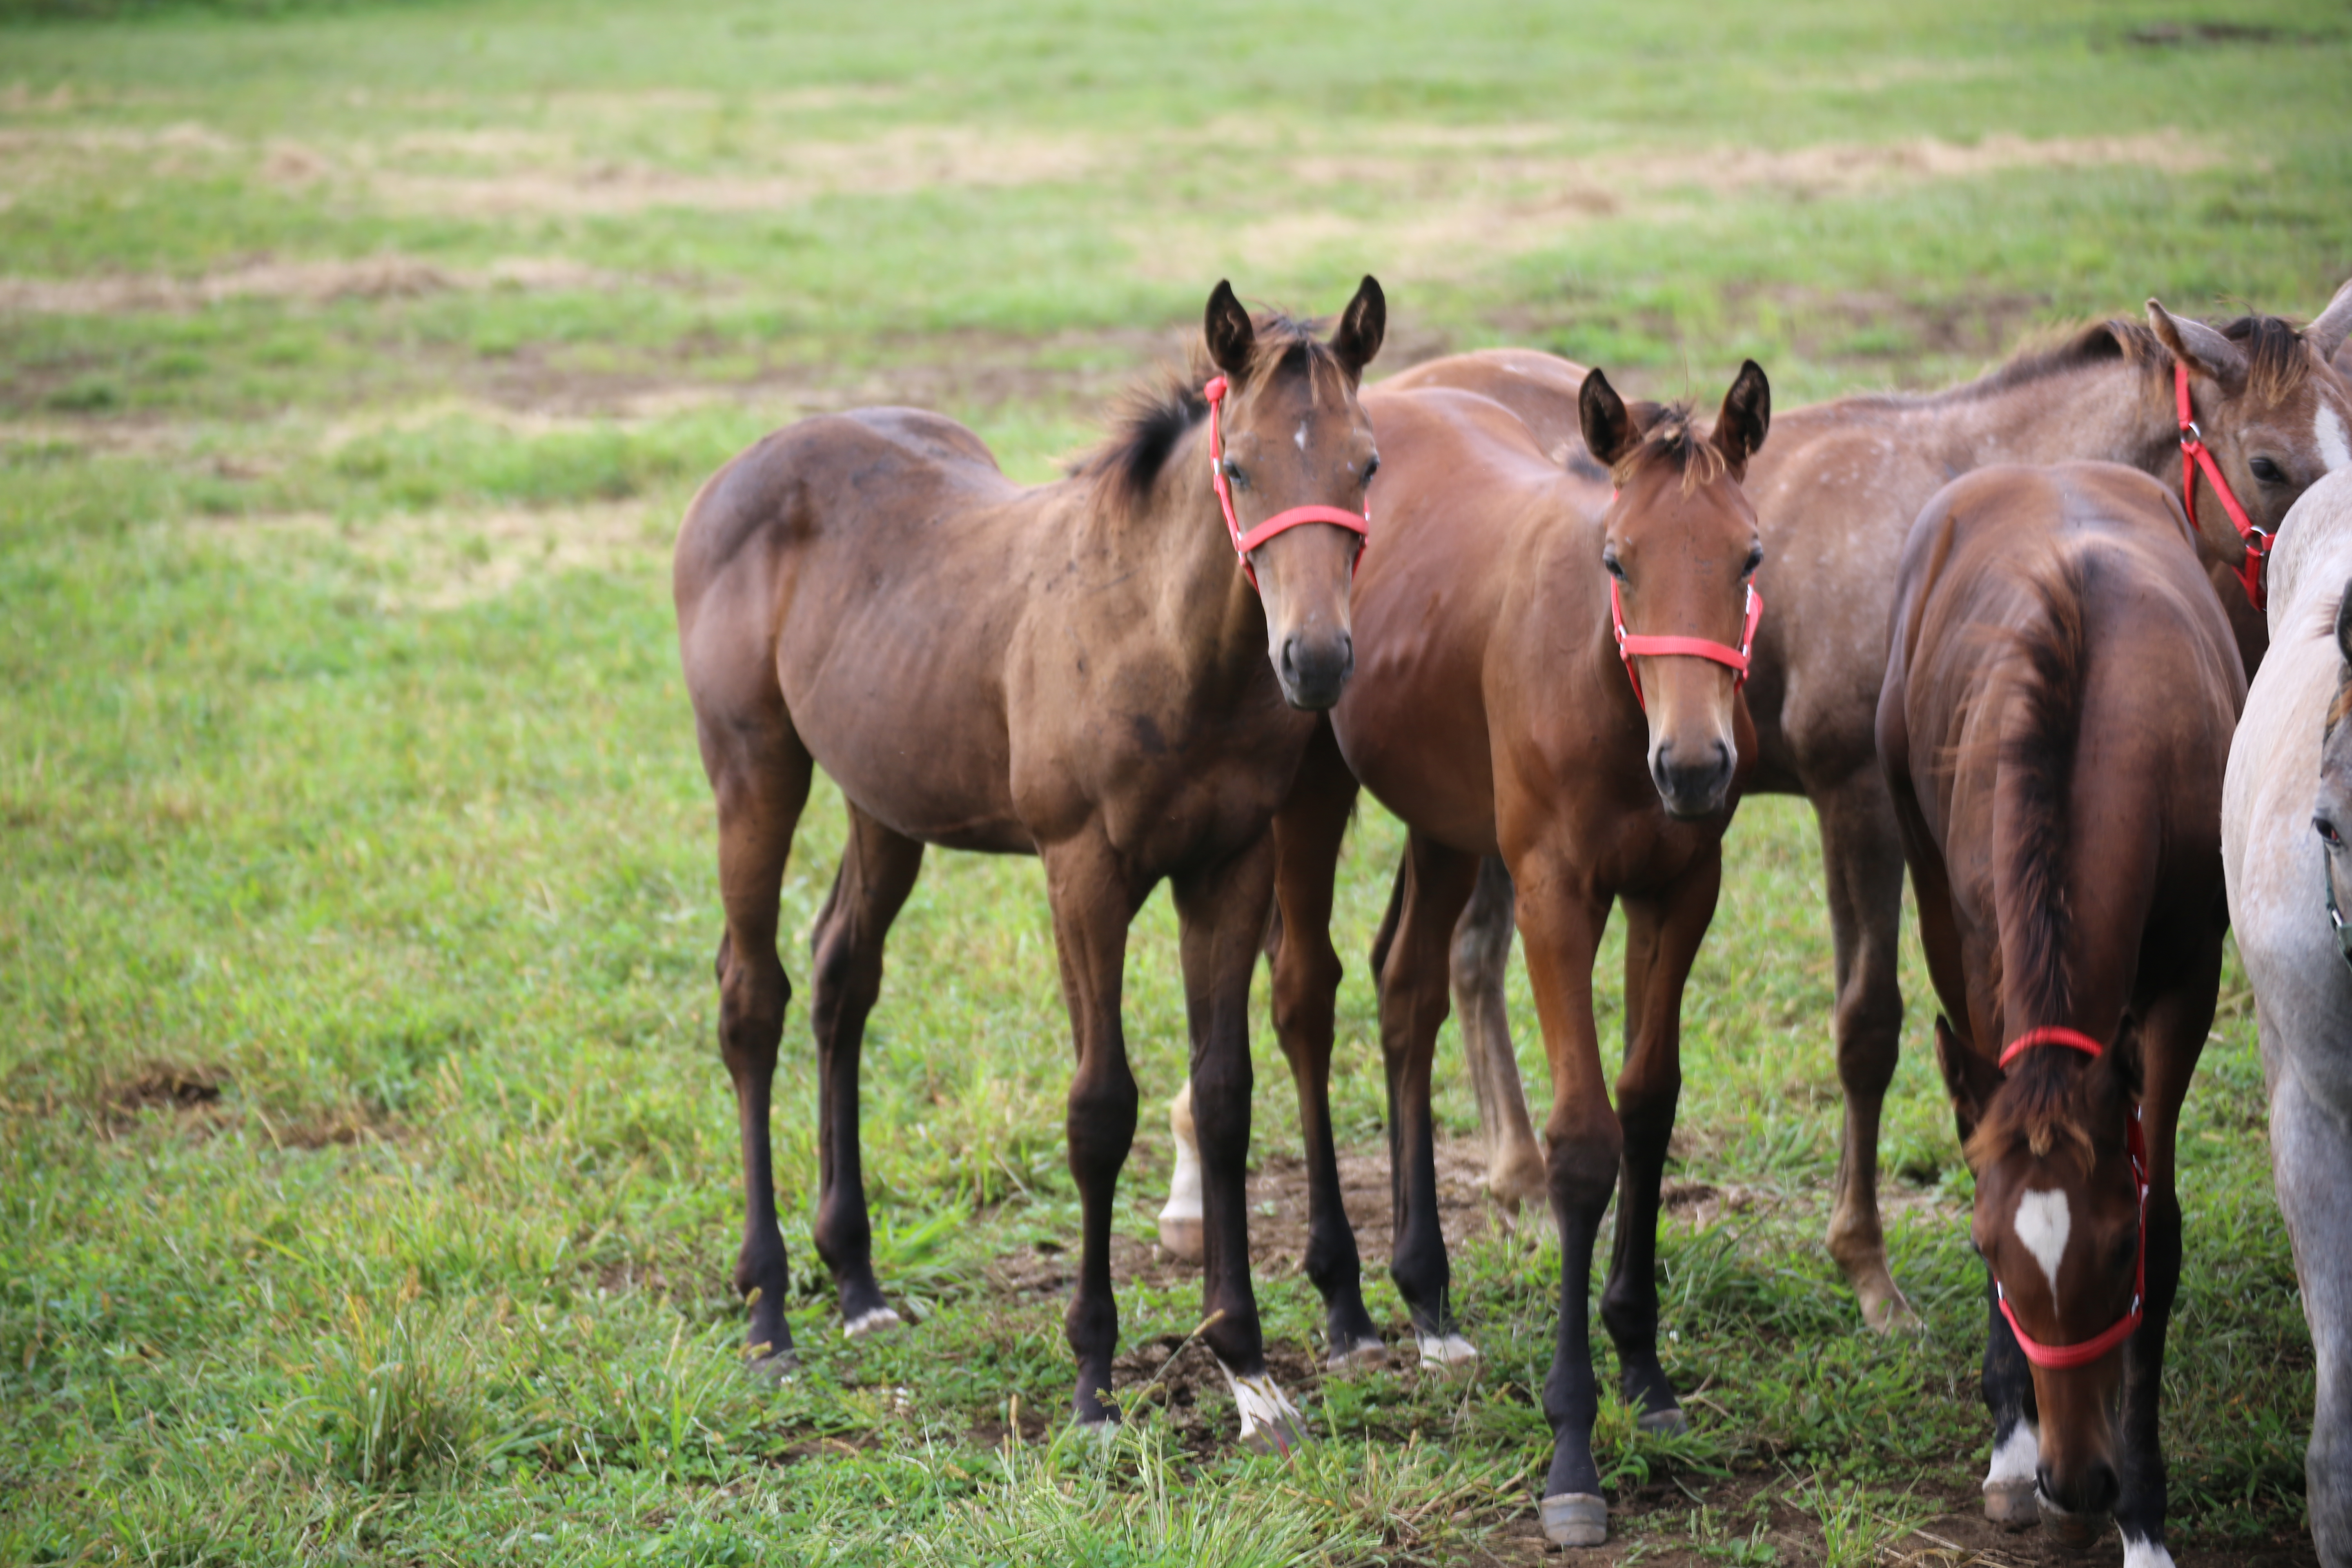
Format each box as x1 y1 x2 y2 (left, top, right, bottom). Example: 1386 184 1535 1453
0 254 628 315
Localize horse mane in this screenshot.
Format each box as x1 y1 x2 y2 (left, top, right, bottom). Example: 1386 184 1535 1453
1858 307 2321 409
1072 310 1346 514
1994 550 2096 1038
1614 401 1728 495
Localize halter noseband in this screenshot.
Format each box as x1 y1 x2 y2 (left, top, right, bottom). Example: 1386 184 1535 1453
1203 375 1369 590
1603 488 1764 712
2176 360 2269 611
1988 1026 2149 1370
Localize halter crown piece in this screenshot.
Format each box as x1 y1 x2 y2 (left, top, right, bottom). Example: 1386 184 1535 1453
1202 375 1370 589
1990 1026 2149 1370
2176 361 2269 610
1603 491 1765 712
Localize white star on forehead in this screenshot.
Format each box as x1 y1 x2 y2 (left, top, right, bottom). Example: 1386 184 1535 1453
2013 1188 2071 1297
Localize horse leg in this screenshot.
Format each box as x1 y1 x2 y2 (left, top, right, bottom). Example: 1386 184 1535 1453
2110 940 2220 1567
2267 1022 2352 1566
1174 833 1308 1452
1598 851 1720 1433
1266 724 1383 1368
806 807 926 1337
1376 833 1481 1367
1454 855 1549 1221
1040 833 1144 1428
1514 859 1619 1546
1811 766 1919 1331
1156 1081 1205 1262
698 707 814 1376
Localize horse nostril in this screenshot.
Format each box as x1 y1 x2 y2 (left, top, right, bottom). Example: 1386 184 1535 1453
1280 637 1299 678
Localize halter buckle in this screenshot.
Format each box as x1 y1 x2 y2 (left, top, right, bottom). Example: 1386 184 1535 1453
2179 421 2203 450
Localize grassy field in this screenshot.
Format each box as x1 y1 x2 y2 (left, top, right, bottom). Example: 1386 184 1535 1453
4 1 2350 1562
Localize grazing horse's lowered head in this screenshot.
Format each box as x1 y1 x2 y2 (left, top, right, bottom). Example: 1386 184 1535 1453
1194 276 1385 710
1940 1022 2148 1539
1582 360 1771 818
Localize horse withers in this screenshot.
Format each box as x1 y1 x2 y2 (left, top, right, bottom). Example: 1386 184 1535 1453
1879 462 2244 1565
2222 468 2352 1566
672 278 1386 1449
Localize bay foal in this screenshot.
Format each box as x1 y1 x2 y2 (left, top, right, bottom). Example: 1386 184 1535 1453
1257 364 1769 1545
673 279 1385 1447
1880 462 2243 1565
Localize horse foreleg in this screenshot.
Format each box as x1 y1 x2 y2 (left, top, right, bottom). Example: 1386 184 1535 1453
1599 853 1719 1433
1174 833 1307 1454
1453 855 1550 1221
1812 766 1919 1331
1514 858 1618 1547
1042 834 1144 1429
806 808 925 1338
1266 728 1382 1368
1376 833 1481 1367
2269 1032 2352 1567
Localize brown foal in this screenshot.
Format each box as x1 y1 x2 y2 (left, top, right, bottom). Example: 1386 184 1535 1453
1255 364 1769 1546
672 278 1385 1447
1879 461 2243 1564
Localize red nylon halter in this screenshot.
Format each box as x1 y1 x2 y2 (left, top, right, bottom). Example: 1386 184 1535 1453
2176 361 2269 610
1203 375 1369 589
1990 1026 2149 1370
1609 576 1763 712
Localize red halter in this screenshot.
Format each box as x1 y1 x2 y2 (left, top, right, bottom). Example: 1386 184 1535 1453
1989 1026 2149 1371
2176 361 2269 611
1203 375 1369 589
1609 576 1763 713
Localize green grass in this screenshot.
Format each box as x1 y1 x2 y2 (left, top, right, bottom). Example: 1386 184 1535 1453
2 0 2345 1562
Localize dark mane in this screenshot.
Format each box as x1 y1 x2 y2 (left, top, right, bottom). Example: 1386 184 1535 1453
1613 400 1727 493
1996 550 2095 1032
2222 313 2316 408
1073 310 1343 513
1967 1044 2099 1172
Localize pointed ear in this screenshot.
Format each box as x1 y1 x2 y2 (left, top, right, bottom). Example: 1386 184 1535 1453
1205 280 1255 379
1580 367 1637 470
1329 275 1385 379
2307 277 2352 366
2148 298 2249 393
1712 359 1771 477
1935 1015 2004 1143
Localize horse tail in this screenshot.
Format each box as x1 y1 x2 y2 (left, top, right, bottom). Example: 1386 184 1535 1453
1992 548 2096 1031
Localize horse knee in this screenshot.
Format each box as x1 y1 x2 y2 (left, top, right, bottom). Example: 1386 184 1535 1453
1189 1060 1254 1165
1270 938 1341 1038
717 942 788 1064
1067 1065 1140 1173
1546 1125 1622 1222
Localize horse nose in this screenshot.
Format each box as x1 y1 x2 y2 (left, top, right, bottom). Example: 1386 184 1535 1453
2038 1461 2119 1524
1278 630 1354 711
1651 738 1733 818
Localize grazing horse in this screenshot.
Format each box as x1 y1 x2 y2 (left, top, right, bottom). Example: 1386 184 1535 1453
1298 286 2352 1328
672 278 1387 1448
2222 467 2352 1566
1244 362 1770 1546
1879 462 2243 1565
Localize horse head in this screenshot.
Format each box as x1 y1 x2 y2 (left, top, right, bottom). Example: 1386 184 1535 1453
1201 276 1384 710
1938 1018 2147 1539
1581 360 1770 818
2148 278 2352 553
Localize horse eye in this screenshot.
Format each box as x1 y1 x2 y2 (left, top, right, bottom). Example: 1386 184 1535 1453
2251 456 2286 485
1603 549 1625 579
1743 545 1764 577
1363 455 1380 486
2317 815 2343 848
1220 457 1248 490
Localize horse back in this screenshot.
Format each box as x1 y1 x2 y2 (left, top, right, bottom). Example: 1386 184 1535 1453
1379 349 1599 477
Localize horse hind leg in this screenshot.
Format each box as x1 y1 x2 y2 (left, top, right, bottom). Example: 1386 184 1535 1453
1452 854 1548 1223
806 806 926 1338
704 717 815 1377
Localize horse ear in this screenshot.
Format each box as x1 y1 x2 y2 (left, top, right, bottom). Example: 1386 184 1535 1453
1330 275 1385 379
1580 367 1637 470
1934 1016 2002 1143
2147 298 2249 393
2306 276 2352 366
1713 359 1771 476
2103 1017 2147 1106
1205 281 1255 379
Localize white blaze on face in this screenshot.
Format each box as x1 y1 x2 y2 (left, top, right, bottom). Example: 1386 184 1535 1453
2013 1188 2072 1298
2317 405 2352 473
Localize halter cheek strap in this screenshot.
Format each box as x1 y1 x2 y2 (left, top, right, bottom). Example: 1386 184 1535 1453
1990 1026 2150 1370
1203 375 1370 589
2325 855 2352 975
2176 360 2269 611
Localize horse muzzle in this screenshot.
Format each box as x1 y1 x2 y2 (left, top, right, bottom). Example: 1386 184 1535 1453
1650 736 1735 819
1277 628 1355 712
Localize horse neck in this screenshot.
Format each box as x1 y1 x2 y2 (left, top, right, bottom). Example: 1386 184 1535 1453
1901 355 2175 478
1084 420 1269 689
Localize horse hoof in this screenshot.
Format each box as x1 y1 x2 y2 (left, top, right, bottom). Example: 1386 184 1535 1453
1540 1492 1608 1547
1325 1336 1389 1373
1857 1276 1923 1335
1157 1214 1204 1263
1415 1332 1480 1372
843 1306 902 1339
2038 1497 2108 1552
1224 1368 1308 1457
745 1346 800 1383
1984 1479 2038 1528
1636 1405 1688 1435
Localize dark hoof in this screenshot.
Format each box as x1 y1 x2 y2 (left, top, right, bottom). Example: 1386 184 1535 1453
1636 1405 1688 1435
2038 1498 2109 1552
1540 1492 1608 1547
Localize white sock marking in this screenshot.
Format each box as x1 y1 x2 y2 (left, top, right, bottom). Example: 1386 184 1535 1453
2122 1534 2177 1568
2013 1188 2072 1298
1985 1421 2039 1490
1221 1365 1305 1452
1159 1107 1202 1226
2317 405 2352 474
